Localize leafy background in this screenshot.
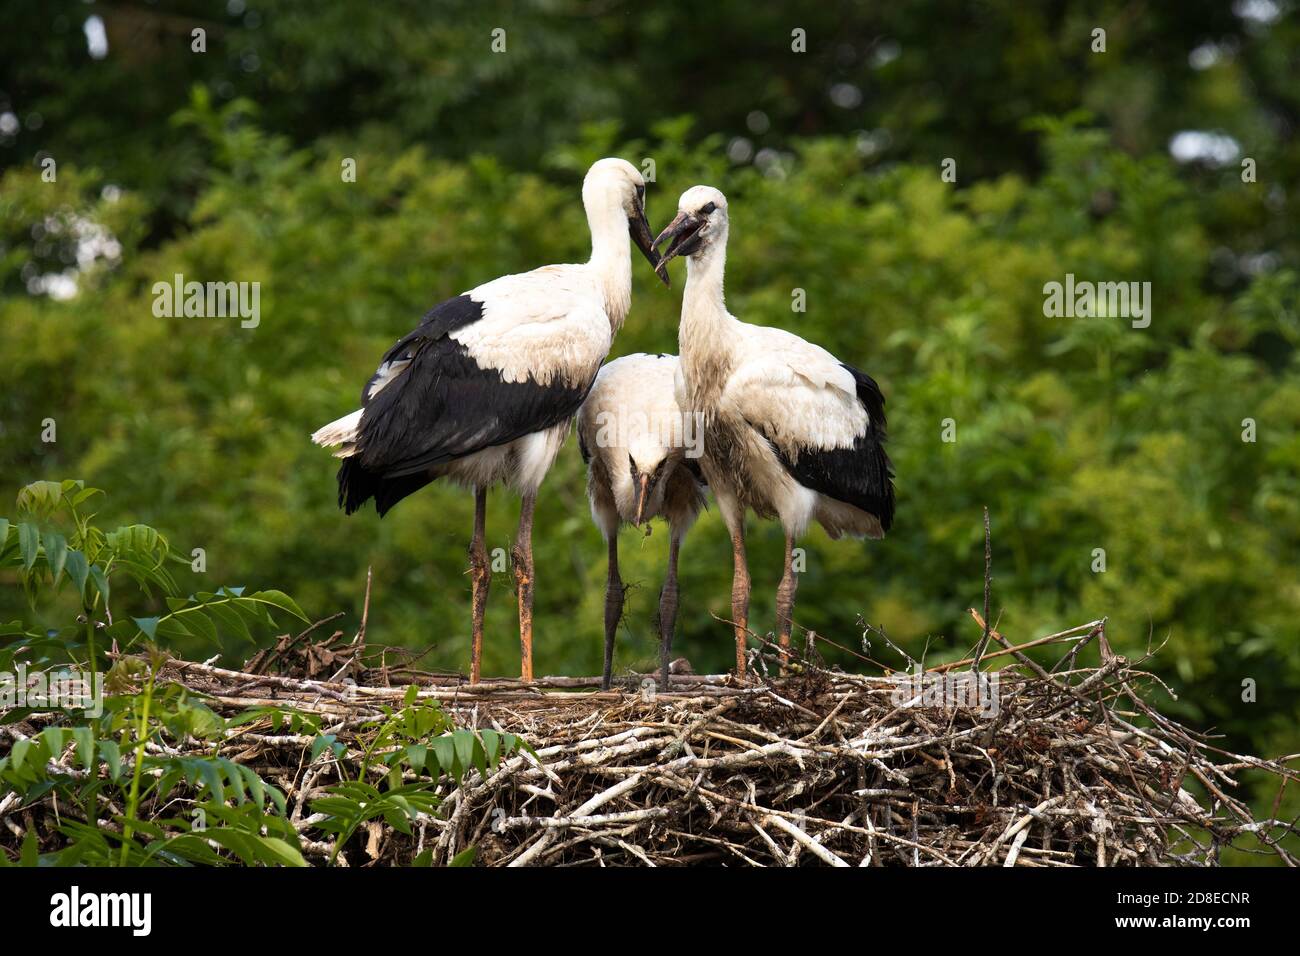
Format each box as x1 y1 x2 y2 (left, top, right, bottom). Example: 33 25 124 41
2 1 1298 838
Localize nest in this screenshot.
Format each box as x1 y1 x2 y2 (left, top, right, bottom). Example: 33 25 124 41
4 613 1297 866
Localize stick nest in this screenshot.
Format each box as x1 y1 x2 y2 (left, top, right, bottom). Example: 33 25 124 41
5 617 1297 867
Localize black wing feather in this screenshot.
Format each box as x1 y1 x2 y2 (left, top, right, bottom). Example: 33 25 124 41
338 294 592 516
770 363 895 532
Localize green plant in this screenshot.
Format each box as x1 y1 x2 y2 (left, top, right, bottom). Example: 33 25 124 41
0 659 304 866
309 684 528 864
0 480 309 676
0 481 529 865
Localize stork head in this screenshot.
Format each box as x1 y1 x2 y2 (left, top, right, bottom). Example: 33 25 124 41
654 186 728 269
627 446 676 528
583 158 670 287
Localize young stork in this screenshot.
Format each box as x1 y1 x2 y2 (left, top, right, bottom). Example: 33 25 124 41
654 186 895 677
311 158 667 683
577 353 707 691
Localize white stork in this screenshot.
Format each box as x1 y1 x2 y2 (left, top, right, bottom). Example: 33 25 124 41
311 158 667 683
576 352 707 690
654 186 895 676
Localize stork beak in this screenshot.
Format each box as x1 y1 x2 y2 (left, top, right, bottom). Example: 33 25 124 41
653 212 704 269
633 473 651 527
629 203 671 287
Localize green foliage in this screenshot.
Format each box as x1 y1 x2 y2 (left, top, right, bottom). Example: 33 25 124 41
0 481 527 866
5 1 1296 267
1 648 525 867
0 657 303 866
0 480 308 670
309 684 526 863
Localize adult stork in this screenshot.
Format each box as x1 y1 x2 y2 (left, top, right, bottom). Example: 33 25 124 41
577 353 707 690
311 158 667 683
654 186 895 676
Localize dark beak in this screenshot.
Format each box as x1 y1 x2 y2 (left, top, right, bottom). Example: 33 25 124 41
653 212 705 269
633 473 652 527
629 202 671 287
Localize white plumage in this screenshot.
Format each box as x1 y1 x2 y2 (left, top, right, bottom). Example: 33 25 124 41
577 353 707 688
655 185 895 676
311 157 666 682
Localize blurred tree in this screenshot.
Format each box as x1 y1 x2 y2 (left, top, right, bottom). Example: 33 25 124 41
3 1 1296 260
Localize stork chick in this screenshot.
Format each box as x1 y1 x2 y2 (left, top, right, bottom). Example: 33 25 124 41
577 353 707 690
312 158 667 683
655 186 895 676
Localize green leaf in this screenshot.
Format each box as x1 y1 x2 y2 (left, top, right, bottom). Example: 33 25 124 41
449 847 477 867
71 486 101 507
405 744 427 773
18 523 39 572
43 531 68 583
453 730 477 778
176 608 219 644
65 550 90 600
20 828 38 867
431 736 458 778
10 738 31 772
16 481 63 519
196 760 225 804
257 836 308 868
89 564 111 606
99 740 122 782
72 726 95 772
205 600 252 642
41 725 67 760
248 589 310 622
310 734 338 763
239 764 266 808
133 617 160 641
232 597 274 628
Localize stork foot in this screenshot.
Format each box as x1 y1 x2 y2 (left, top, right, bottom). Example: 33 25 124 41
600 535 622 691
512 544 534 682
656 580 678 693
468 487 489 684
775 532 799 674
513 493 536 682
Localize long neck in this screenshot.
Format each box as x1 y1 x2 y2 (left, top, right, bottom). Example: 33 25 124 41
678 243 735 408
586 196 633 333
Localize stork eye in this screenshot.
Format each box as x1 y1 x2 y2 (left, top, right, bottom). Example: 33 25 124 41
636 184 645 202
700 202 717 215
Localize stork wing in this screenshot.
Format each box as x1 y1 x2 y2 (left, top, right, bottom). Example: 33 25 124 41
722 328 894 528
339 274 609 514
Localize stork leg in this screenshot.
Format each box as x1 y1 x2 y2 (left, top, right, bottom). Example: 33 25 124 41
468 486 490 684
602 534 622 691
775 531 799 669
729 522 751 679
512 492 537 681
657 530 682 691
